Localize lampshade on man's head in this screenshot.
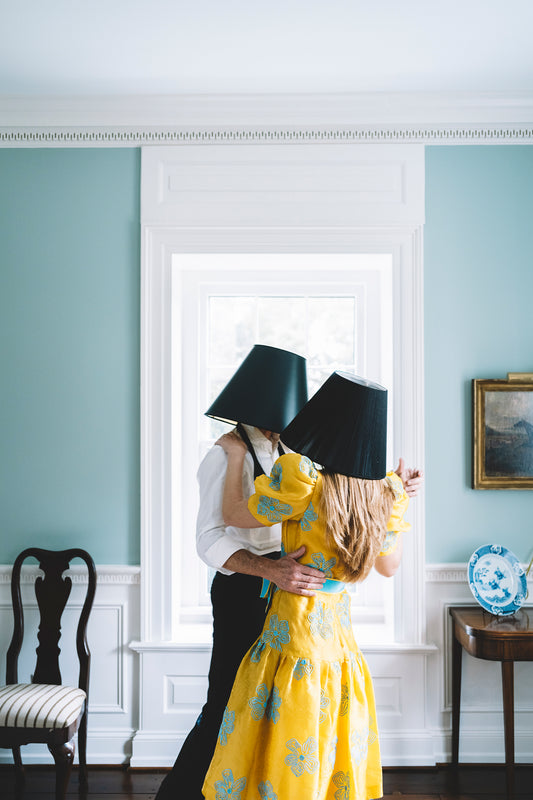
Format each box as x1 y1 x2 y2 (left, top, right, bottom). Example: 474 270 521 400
281 371 388 480
205 344 308 433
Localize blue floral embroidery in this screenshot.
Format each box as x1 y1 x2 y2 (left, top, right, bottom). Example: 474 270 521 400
332 660 342 674
308 599 334 639
310 552 337 577
299 456 318 480
380 530 401 555
293 658 314 680
350 728 369 765
250 639 266 663
261 613 290 651
300 502 318 531
336 593 351 628
340 683 349 716
249 684 270 721
257 495 293 522
248 684 282 723
269 462 283 491
319 688 330 723
328 736 338 767
258 781 278 800
217 707 234 745
214 768 247 800
332 770 351 800
285 737 319 777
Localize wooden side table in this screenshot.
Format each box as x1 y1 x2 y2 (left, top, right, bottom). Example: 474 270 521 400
449 605 533 799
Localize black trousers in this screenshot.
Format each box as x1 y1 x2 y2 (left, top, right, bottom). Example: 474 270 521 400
155 566 274 800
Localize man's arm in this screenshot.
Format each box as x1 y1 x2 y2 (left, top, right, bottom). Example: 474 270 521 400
196 444 254 575
223 546 326 597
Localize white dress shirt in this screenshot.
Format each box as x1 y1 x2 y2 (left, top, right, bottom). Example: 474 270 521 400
196 425 284 576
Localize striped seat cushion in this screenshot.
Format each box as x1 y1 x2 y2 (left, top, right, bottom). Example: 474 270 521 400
0 684 86 729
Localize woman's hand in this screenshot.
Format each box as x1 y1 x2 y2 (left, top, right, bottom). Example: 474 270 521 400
216 431 247 456
394 457 424 498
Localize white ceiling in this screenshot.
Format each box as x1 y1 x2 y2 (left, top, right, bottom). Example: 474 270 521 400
1 0 533 97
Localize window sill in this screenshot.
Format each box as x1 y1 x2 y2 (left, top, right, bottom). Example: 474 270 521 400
129 632 438 655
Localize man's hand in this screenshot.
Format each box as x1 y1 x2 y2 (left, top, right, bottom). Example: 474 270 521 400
394 457 424 498
268 546 326 597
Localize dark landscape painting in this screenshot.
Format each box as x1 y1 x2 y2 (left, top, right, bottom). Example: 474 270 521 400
485 390 533 477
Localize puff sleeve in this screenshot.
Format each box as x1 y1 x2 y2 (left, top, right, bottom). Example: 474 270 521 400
248 453 318 527
379 471 411 556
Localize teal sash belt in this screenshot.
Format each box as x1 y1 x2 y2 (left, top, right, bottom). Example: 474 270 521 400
319 578 346 593
260 575 346 599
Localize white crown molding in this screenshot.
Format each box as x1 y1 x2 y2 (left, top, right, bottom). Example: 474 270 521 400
1 92 533 145
0 564 140 584
1 125 533 147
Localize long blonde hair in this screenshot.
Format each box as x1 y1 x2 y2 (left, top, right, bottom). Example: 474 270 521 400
319 471 395 582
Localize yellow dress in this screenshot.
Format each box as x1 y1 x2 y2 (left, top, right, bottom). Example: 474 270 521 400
203 453 410 800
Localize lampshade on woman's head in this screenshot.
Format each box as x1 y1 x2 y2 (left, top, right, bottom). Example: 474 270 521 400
205 344 308 433
281 371 388 479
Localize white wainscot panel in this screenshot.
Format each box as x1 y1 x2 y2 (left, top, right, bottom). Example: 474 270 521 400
0 565 140 765
363 649 435 766
130 645 212 767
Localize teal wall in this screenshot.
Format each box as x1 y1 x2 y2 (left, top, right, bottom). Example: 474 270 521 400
0 148 140 564
1 145 532 565
425 146 533 563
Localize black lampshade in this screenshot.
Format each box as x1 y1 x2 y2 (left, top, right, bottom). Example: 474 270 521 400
205 344 308 433
281 371 388 479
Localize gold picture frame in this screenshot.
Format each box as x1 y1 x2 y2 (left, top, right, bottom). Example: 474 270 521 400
473 377 533 489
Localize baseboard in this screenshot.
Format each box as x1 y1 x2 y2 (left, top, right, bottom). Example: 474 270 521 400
0 729 136 766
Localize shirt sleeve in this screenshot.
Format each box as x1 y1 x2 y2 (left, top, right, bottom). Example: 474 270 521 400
195 445 243 575
248 453 318 527
378 471 411 556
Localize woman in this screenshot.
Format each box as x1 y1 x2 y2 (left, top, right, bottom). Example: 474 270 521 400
202 372 411 800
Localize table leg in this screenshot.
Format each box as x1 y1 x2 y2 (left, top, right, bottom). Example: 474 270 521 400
501 660 515 800
451 627 462 766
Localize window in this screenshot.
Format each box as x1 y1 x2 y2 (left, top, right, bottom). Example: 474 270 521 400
173 253 396 641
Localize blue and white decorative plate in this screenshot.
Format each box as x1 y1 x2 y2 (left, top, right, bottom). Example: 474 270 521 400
468 544 527 616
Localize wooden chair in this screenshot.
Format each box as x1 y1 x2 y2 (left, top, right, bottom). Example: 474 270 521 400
0 548 96 799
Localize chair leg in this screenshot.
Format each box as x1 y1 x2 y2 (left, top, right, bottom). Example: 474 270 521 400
12 745 24 775
78 709 89 786
48 740 76 800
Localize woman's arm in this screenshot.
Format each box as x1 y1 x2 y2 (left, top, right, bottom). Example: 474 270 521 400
374 533 404 577
216 432 265 528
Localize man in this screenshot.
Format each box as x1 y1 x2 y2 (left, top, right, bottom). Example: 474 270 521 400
155 345 318 800
155 346 423 799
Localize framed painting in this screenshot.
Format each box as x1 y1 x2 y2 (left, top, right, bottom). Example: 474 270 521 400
473 377 533 489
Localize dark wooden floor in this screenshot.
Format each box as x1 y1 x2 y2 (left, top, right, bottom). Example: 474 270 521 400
1 764 532 800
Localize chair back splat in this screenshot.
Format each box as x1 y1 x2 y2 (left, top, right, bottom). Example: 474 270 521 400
7 548 96 691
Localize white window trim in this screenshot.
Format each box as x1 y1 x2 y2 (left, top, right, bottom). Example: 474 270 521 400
140 224 426 646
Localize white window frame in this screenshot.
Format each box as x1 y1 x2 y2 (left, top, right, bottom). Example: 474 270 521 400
141 226 425 646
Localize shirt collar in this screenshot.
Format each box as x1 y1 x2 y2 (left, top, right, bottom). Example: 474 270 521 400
242 424 278 456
